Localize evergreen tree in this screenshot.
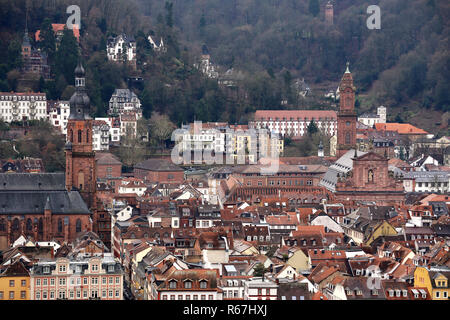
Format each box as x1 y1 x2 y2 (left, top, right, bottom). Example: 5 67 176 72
54 27 79 85
309 0 320 17
39 18 56 59
165 2 174 28
307 120 318 135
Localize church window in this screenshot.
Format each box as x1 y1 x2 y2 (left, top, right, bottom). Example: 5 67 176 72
12 218 20 231
58 219 63 233
70 130 73 142
0 219 5 231
86 130 89 143
76 219 82 233
345 132 350 145
26 219 33 231
78 130 82 143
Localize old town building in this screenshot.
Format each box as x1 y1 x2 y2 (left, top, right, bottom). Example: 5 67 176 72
30 254 123 300
0 173 91 250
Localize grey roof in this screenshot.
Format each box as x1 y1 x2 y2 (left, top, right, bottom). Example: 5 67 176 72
135 159 183 172
403 171 449 182
319 149 367 192
111 89 138 101
0 191 90 215
0 173 65 191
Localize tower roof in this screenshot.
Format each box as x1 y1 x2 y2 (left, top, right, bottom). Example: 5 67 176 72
69 60 92 120
74 59 85 78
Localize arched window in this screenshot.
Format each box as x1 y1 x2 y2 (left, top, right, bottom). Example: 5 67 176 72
76 219 82 233
26 218 33 231
38 218 43 233
70 129 73 143
12 218 20 231
86 130 89 143
78 129 82 143
0 219 5 232
345 132 351 145
58 218 63 233
368 169 374 183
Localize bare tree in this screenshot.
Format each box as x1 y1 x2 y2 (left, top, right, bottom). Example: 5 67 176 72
149 112 175 153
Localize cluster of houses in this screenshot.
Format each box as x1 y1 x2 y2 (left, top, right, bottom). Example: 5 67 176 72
0 27 449 302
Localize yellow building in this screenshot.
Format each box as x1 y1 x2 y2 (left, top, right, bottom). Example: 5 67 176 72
364 220 398 246
414 267 450 300
0 260 30 300
287 248 310 272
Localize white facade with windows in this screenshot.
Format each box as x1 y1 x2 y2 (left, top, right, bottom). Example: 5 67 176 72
48 101 70 134
0 93 47 123
30 254 123 300
251 110 337 138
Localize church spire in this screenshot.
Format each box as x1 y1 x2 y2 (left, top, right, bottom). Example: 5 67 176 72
69 58 91 120
22 4 31 47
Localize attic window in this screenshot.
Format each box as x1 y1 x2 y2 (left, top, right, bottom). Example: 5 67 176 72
199 280 207 289
184 280 192 289
169 280 177 289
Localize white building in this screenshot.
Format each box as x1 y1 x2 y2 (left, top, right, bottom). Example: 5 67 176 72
120 112 139 138
358 106 387 127
92 120 110 151
108 89 142 116
48 100 70 134
0 92 47 123
251 110 337 138
244 277 278 300
194 49 219 79
402 171 450 193
107 34 136 67
148 35 166 53
95 117 121 144
175 122 228 153
118 178 147 196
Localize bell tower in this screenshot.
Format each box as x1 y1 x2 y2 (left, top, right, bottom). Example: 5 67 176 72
65 60 97 209
336 62 357 158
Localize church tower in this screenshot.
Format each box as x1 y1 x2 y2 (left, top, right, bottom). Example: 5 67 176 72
336 62 357 158
325 1 334 26
22 7 31 60
65 60 97 209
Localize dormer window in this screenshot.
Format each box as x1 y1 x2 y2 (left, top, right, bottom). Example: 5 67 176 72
199 280 207 289
43 266 50 274
169 280 177 289
184 280 192 289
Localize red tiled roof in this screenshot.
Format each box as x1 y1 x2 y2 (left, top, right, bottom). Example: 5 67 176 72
375 123 428 135
35 24 80 42
254 110 337 121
